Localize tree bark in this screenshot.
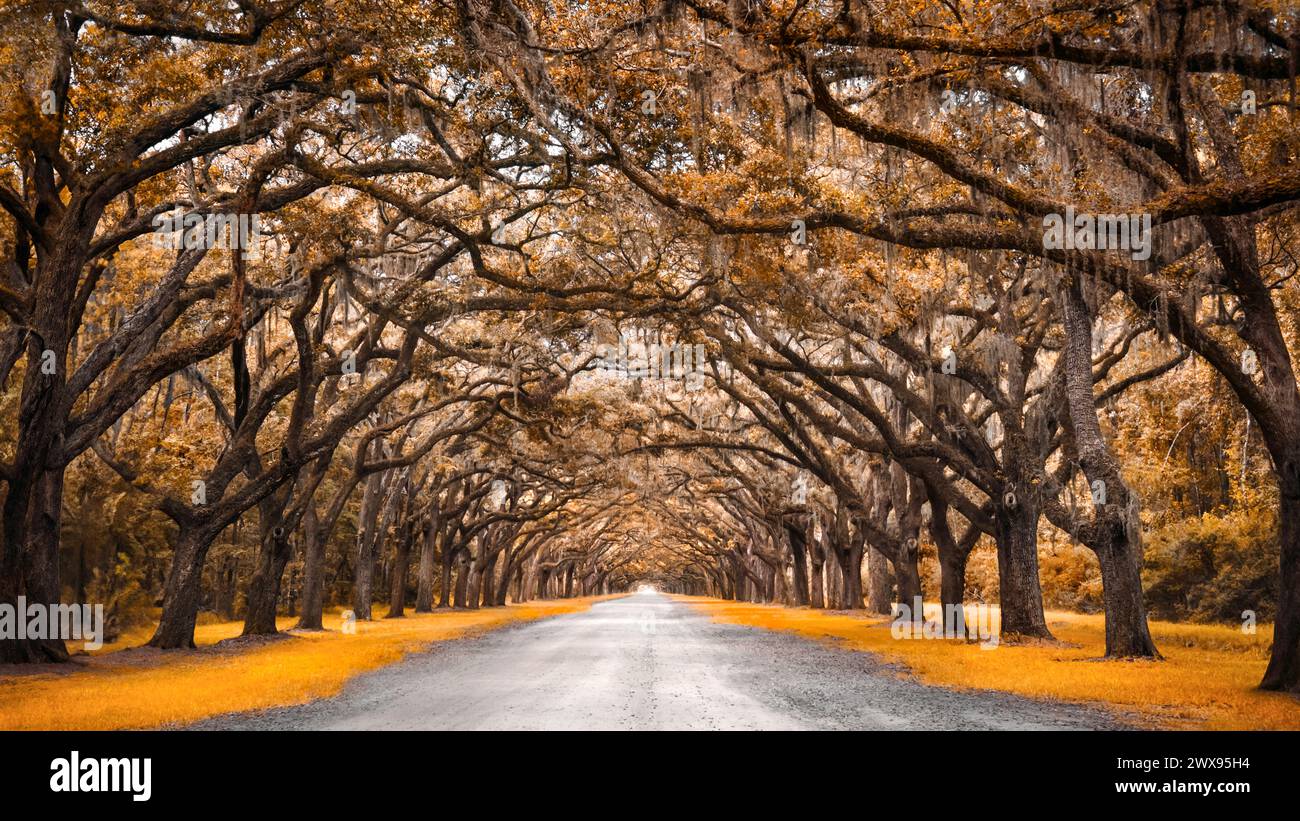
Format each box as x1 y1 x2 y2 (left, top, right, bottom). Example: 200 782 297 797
452 550 470 607
216 553 238 621
784 520 810 606
296 504 325 629
352 470 385 620
891 540 923 621
480 551 499 608
1262 486 1300 690
834 537 864 609
415 514 438 612
387 520 413 617
807 516 825 609
242 528 292 635
465 553 483 610
0 469 71 663
149 524 221 649
928 492 979 638
992 496 1053 639
866 543 893 614
438 542 457 608
1059 274 1159 658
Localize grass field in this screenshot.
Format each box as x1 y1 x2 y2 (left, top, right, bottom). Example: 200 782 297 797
680 597 1300 730
0 598 612 730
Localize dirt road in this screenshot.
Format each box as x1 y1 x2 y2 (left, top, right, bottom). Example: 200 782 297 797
199 590 1126 730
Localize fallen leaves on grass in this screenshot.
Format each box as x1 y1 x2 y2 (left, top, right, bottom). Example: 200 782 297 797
0 598 613 730
680 597 1300 730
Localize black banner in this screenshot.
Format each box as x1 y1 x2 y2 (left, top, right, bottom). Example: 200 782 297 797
0 730 1286 810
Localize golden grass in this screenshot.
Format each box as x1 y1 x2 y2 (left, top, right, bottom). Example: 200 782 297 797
0 598 613 730
678 596 1300 730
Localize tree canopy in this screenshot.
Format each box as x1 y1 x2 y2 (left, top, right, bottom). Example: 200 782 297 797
2 0 1299 693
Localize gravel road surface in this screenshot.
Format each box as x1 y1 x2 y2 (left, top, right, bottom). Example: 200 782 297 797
197 590 1128 730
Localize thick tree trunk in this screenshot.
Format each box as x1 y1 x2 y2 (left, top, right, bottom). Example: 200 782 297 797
1060 274 1158 658
717 563 733 600
352 473 386 620
835 537 864 609
243 526 293 636
824 551 843 609
480 552 499 607
807 517 825 609
866 544 893 614
1174 139 1300 690
515 562 530 603
31 470 68 657
894 539 923 616
387 523 412 618
1262 486 1300 690
938 553 969 636
1 210 110 664
353 538 376 617
784 522 810 606
296 506 325 630
243 455 332 637
452 551 469 608
0 469 71 663
352 545 377 619
927 488 977 637
0 487 32 662
149 524 222 649
1094 537 1158 656
1 269 80 665
413 517 439 613
438 544 456 608
415 516 438 613
992 498 1053 640
510 565 524 604
494 559 513 607
465 558 483 610
891 470 926 622
808 551 824 609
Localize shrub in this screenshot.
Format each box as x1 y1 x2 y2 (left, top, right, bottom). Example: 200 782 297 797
1142 508 1277 623
1040 543 1103 613
85 553 154 642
